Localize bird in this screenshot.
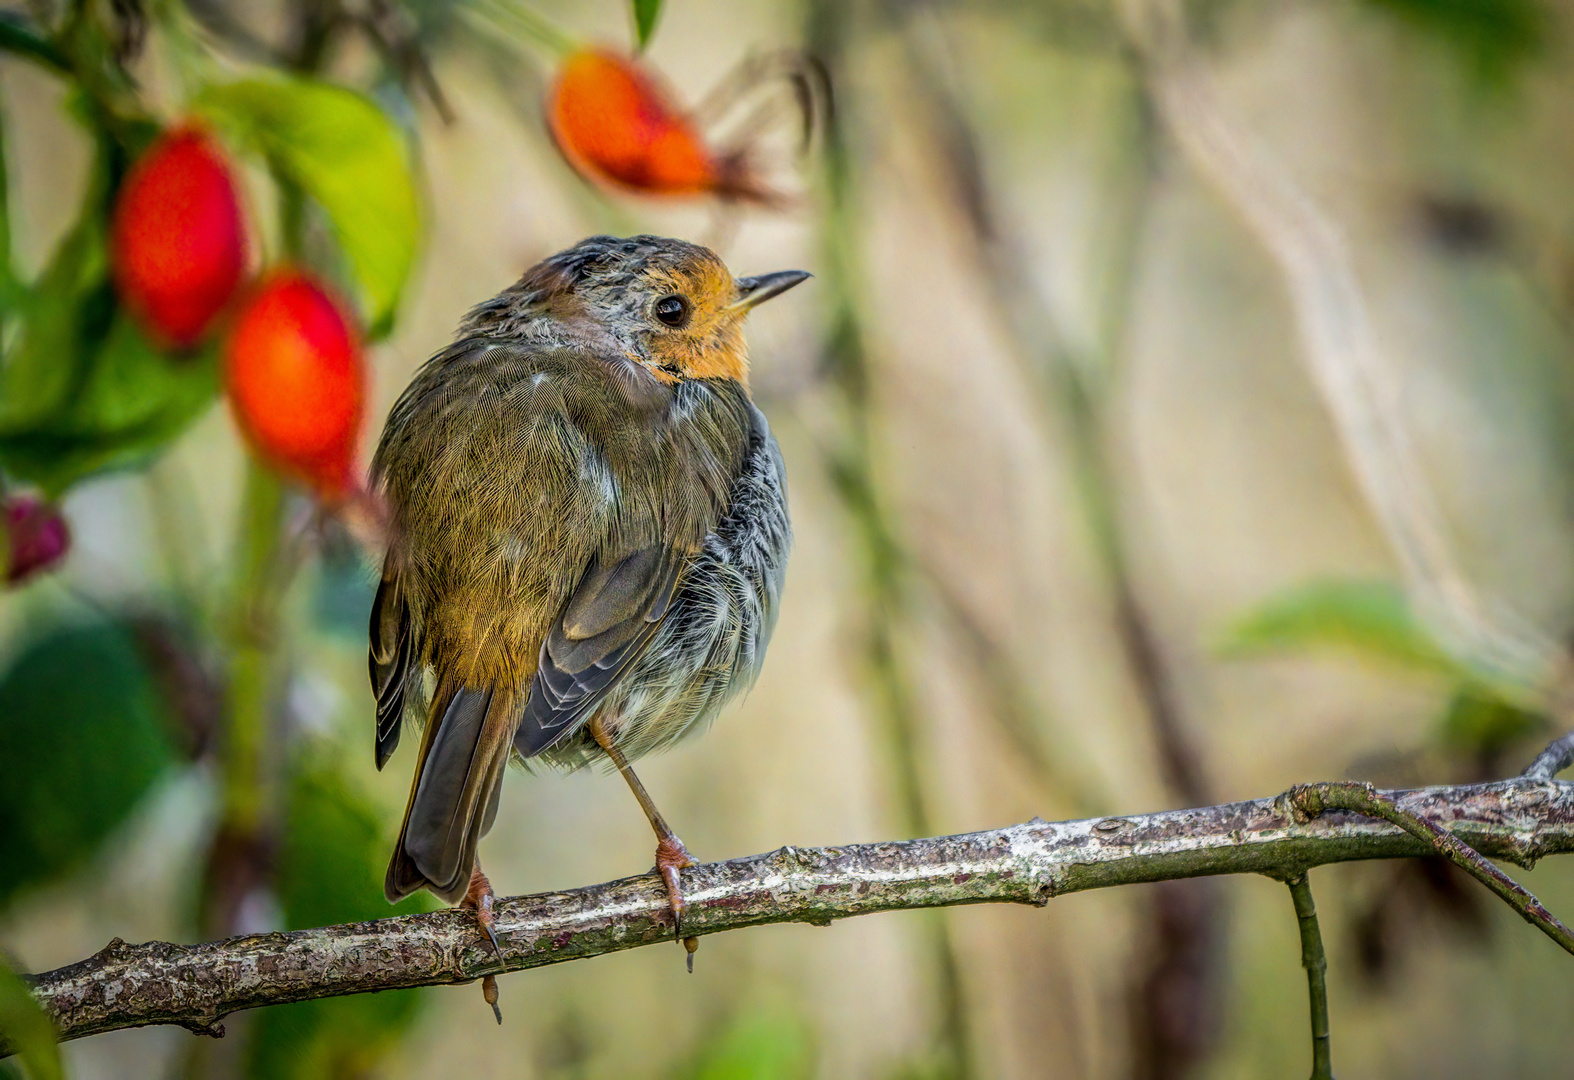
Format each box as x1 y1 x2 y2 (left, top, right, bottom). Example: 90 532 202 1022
368 234 802 989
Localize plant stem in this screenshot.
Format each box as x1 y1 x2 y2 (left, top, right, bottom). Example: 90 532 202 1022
0 96 14 346
219 463 286 834
0 16 70 72
462 0 578 58
806 4 974 1074
1286 873 1332 1080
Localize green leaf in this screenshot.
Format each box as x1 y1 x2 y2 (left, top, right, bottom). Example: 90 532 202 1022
0 314 220 496
0 199 109 441
196 78 421 333
0 620 176 909
0 120 217 496
1439 686 1547 761
0 962 62 1080
0 109 158 439
248 753 429 1080
1357 0 1547 88
1218 579 1463 676
276 753 432 928
631 0 663 50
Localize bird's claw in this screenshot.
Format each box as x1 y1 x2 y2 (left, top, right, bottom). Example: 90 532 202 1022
655 835 699 969
480 911 502 959
482 975 501 1024
463 866 504 1020
463 868 504 959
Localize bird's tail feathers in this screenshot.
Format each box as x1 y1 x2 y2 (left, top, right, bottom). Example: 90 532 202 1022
385 680 513 904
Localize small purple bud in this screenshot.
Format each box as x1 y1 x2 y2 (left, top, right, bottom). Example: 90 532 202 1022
5 496 70 584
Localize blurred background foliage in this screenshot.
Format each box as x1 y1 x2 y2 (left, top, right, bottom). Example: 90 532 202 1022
3 0 1574 1077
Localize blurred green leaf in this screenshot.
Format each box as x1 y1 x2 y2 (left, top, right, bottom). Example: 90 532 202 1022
1218 579 1463 676
0 315 220 496
0 621 176 909
197 78 421 335
248 752 429 1080
276 752 433 927
632 0 663 50
1439 685 1547 762
0 962 62 1080
0 199 108 442
681 1007 812 1080
1357 0 1547 87
0 122 218 496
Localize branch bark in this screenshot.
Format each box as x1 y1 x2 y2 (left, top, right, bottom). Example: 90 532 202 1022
12 775 1574 1054
1289 781 1574 956
1522 733 1574 782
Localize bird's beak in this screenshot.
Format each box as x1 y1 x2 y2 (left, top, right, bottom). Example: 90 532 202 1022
731 270 812 312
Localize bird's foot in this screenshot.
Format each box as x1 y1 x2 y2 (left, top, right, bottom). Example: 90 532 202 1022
462 866 503 1022
655 835 701 972
462 865 503 958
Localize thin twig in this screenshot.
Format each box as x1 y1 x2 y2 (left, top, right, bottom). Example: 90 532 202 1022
0 16 71 72
1288 780 1574 957
1521 730 1574 782
1286 873 1332 1080
11 774 1574 1054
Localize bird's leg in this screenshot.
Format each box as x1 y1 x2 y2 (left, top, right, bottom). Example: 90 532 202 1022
462 863 502 956
462 863 503 1023
589 717 701 970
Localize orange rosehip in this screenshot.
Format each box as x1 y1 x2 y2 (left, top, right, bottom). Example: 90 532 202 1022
111 125 249 349
224 271 365 500
547 48 774 204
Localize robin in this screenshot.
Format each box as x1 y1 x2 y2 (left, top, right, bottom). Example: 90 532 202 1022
368 235 803 984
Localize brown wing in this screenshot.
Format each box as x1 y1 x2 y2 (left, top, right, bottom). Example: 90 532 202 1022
368 558 415 770
512 543 687 757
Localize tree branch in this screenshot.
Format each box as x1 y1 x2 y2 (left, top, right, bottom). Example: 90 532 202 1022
1522 732 1574 782
12 774 1574 1054
1288 781 1574 956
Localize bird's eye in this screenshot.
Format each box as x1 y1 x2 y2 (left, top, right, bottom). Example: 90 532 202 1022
653 294 692 328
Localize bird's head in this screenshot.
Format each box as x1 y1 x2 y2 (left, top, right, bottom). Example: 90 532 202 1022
464 235 809 386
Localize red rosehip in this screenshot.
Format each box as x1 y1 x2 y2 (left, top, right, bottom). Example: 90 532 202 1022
224 271 365 500
547 48 775 204
111 125 248 348
4 496 70 584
